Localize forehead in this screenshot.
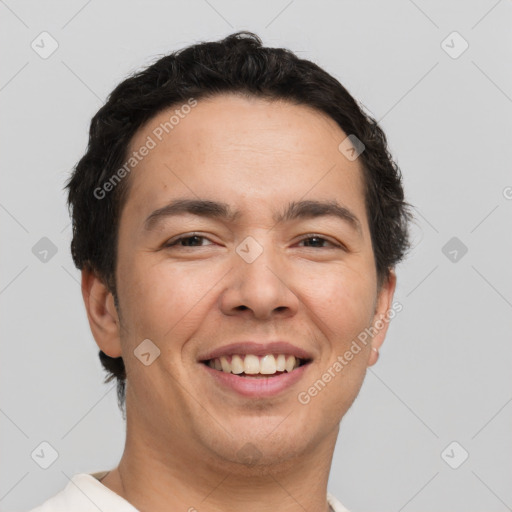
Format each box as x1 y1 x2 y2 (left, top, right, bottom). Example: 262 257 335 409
121 93 367 228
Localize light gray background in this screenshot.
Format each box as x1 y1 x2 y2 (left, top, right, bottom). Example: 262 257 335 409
1 1 511 511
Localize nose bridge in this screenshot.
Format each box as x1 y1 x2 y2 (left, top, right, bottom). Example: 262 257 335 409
220 233 298 318
239 235 282 285
236 232 287 294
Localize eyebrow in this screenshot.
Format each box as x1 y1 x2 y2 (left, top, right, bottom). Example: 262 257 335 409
143 198 362 234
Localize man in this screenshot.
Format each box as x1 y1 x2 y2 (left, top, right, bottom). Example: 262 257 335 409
30 31 410 512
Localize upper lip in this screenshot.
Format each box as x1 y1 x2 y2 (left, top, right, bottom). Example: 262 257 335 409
198 341 314 362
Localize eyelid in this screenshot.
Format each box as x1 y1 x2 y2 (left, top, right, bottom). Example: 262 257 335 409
164 232 214 247
295 234 344 249
164 233 346 250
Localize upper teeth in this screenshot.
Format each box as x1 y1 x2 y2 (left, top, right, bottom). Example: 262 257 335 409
206 354 302 375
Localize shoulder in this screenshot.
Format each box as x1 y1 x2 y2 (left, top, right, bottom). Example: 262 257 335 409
26 472 139 512
327 491 351 512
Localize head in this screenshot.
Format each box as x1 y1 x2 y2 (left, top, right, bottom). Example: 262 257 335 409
66 32 410 466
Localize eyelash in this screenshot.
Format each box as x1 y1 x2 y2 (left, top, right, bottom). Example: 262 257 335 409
165 233 342 249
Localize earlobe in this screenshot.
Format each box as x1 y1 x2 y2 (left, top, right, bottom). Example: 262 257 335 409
368 270 397 367
368 346 380 366
81 267 123 358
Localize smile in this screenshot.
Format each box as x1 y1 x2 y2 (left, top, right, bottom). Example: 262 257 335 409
202 354 310 377
200 354 312 397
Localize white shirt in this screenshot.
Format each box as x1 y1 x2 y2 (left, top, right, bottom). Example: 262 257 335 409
27 470 350 512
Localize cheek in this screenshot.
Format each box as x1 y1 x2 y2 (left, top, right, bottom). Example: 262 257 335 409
117 257 220 340
298 272 374 422
300 265 376 343
115 258 215 403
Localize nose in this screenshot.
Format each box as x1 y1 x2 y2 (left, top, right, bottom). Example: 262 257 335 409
219 239 300 321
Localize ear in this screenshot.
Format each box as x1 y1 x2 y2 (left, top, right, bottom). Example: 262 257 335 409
81 267 122 358
367 269 397 367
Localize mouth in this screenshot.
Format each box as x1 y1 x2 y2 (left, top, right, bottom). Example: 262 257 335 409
199 353 313 398
197 341 314 397
200 354 312 378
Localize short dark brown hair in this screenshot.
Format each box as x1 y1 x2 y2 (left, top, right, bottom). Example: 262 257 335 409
66 31 411 416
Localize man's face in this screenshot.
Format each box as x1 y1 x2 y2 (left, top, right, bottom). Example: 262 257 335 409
104 94 394 469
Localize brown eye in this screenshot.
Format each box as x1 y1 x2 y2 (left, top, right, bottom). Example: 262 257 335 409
297 236 338 249
165 234 213 248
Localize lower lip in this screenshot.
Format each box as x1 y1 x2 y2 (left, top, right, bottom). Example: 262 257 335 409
200 363 310 398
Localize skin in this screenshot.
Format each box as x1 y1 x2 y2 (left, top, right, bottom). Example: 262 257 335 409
82 93 396 512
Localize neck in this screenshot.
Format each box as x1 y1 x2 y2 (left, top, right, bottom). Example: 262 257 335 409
101 407 339 512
